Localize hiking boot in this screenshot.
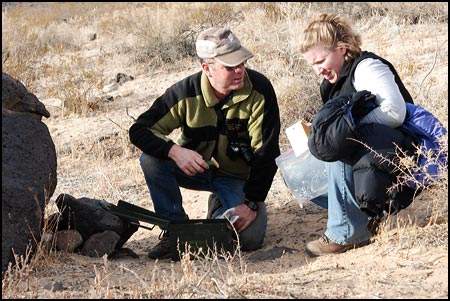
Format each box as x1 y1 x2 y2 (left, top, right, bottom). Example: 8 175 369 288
147 231 172 260
206 193 222 219
305 234 370 257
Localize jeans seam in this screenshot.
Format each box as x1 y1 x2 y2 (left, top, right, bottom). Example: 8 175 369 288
341 162 350 242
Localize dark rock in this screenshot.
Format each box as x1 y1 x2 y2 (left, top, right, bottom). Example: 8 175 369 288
54 193 139 248
55 230 83 252
107 247 139 260
2 72 50 119
116 73 134 84
2 73 57 272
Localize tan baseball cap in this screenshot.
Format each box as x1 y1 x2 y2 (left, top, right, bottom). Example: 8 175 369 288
196 27 254 67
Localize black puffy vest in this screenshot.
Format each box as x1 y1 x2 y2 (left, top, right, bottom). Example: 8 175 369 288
320 51 414 105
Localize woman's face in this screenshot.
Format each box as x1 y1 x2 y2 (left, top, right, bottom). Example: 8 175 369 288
303 44 347 84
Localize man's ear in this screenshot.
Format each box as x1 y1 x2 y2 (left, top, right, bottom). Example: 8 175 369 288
201 63 211 76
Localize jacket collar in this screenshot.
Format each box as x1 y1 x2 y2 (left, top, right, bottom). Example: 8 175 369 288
201 70 253 108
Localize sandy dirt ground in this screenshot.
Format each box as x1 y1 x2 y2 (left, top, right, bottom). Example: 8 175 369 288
25 61 447 299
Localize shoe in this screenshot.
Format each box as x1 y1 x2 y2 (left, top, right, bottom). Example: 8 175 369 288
305 234 370 257
147 231 172 260
206 193 222 219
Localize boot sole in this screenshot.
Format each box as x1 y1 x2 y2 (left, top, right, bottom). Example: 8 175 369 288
305 240 371 257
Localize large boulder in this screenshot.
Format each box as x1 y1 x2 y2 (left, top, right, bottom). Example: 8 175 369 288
2 73 50 119
2 73 57 272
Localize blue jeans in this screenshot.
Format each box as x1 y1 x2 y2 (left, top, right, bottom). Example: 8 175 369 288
139 153 267 251
310 161 371 245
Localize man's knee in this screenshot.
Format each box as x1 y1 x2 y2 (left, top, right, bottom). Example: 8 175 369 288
139 153 169 178
239 231 264 251
238 203 267 251
139 153 157 169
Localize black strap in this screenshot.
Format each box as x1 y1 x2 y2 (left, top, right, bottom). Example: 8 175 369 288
212 93 233 159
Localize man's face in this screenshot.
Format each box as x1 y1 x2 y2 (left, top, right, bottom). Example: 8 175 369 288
203 60 246 97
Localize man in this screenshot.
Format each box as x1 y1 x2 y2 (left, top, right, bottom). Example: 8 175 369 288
129 27 280 259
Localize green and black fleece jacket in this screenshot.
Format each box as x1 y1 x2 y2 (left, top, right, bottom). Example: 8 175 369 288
129 68 281 203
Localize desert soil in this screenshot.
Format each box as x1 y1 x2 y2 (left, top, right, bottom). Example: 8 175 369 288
30 63 447 299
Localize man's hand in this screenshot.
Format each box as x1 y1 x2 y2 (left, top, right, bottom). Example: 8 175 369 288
168 144 209 176
232 203 257 233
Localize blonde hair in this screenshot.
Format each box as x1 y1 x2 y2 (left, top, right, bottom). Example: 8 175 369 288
299 14 362 62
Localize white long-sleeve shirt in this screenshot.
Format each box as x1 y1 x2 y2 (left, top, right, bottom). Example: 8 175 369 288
353 58 407 128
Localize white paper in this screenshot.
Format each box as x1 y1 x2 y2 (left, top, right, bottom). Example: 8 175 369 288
286 121 310 156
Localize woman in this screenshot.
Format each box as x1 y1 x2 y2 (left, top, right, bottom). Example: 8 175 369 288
299 14 414 257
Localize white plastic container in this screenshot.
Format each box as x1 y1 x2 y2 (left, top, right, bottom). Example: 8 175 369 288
276 147 327 208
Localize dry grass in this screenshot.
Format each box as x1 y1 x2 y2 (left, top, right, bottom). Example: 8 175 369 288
2 2 448 299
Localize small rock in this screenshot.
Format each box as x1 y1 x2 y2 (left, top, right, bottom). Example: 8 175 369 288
43 281 65 292
55 230 83 252
81 230 120 257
